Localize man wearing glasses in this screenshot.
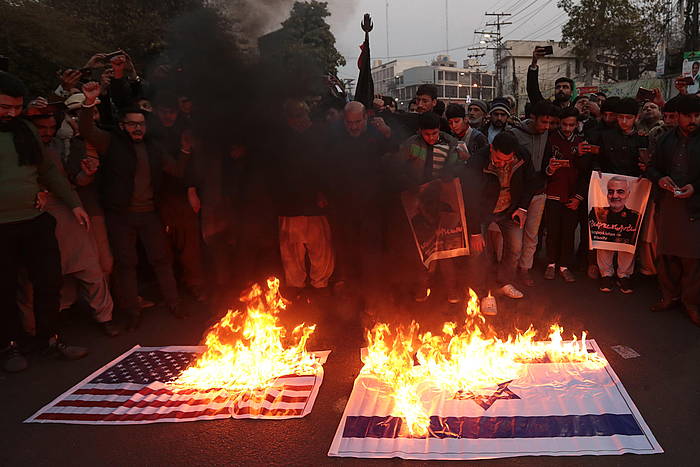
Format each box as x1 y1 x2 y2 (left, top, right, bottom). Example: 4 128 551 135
78 81 185 329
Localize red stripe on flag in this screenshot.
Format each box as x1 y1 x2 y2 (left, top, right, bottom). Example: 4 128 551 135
35 407 231 422
233 406 304 417
72 388 139 396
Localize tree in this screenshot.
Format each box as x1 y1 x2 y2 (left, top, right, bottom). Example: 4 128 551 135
278 1 346 76
0 0 106 94
46 0 206 64
558 0 667 82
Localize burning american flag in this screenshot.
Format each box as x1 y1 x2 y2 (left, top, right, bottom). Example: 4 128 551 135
27 278 330 425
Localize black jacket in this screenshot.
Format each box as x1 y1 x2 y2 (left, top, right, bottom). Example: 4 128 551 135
97 132 170 212
647 129 700 221
462 145 537 227
589 128 648 177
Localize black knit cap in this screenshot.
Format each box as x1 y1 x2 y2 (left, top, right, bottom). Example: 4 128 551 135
615 97 639 116
675 94 700 115
600 96 620 113
445 103 466 119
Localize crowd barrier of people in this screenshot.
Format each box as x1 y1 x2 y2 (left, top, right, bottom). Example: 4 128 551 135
1 45 699 374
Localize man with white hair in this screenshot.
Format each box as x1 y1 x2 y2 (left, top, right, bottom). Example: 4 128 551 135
327 101 393 307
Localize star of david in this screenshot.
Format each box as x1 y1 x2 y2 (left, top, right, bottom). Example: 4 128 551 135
453 380 520 410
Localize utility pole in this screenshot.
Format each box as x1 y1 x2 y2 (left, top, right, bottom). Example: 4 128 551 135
386 0 390 59
445 0 449 55
484 12 511 95
684 0 699 51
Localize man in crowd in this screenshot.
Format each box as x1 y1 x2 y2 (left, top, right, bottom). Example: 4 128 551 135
394 111 467 303
637 101 663 137
528 46 574 109
466 131 536 300
26 111 118 337
646 94 700 326
414 84 450 132
468 99 488 132
511 100 557 286
589 98 648 293
150 92 206 302
275 99 334 296
327 101 393 308
79 81 184 329
484 98 513 143
445 103 488 159
1 71 91 372
542 107 592 283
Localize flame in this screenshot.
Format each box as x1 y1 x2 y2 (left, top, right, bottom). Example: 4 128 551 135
361 289 605 437
175 277 320 392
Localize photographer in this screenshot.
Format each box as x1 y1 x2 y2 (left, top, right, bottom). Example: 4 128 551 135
528 46 575 109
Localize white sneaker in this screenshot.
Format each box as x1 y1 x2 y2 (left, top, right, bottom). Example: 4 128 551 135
497 284 524 299
481 295 498 316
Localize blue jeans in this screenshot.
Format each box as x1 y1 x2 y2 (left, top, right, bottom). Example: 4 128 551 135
482 211 524 287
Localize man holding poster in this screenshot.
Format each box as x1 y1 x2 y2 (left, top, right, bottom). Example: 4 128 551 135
588 174 651 294
588 98 649 294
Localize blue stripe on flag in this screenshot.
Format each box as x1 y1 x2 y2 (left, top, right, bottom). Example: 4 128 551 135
342 414 643 439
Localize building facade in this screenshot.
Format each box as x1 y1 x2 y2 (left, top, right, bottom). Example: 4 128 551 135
372 56 497 109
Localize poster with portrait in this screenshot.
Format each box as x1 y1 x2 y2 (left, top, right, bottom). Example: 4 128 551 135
402 178 469 268
681 51 700 94
588 172 652 254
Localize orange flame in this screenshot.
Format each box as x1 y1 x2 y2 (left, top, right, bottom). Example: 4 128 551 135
361 289 605 436
175 278 320 392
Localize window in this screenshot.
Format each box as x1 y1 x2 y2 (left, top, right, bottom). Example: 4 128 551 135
444 71 458 81
438 71 444 81
444 85 458 98
458 86 469 98
482 88 493 100
481 74 493 86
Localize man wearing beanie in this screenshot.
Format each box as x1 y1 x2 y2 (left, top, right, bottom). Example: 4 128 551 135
589 97 648 294
485 97 513 143
646 94 700 326
528 46 575 109
394 111 465 303
445 103 488 160
468 99 488 132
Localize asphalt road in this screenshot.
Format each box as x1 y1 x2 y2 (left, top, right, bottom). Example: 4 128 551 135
1 271 698 466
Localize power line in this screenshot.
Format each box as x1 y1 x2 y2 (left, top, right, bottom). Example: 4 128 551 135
509 0 543 19
521 14 567 40
506 1 555 36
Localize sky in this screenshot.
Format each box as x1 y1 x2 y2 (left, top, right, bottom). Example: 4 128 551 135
316 0 568 80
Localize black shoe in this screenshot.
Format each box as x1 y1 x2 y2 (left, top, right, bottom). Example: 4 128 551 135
46 335 88 360
100 320 120 337
599 276 614 293
2 341 28 373
618 277 634 294
650 298 680 313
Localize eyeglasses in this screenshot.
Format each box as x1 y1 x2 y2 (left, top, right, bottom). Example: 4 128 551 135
123 121 145 128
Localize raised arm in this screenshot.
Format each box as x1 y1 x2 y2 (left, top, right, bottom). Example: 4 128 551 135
79 81 111 154
527 47 547 105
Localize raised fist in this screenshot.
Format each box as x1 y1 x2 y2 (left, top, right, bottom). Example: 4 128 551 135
81 81 101 104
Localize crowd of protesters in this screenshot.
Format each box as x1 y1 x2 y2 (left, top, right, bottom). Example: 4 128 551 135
1 44 699 373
